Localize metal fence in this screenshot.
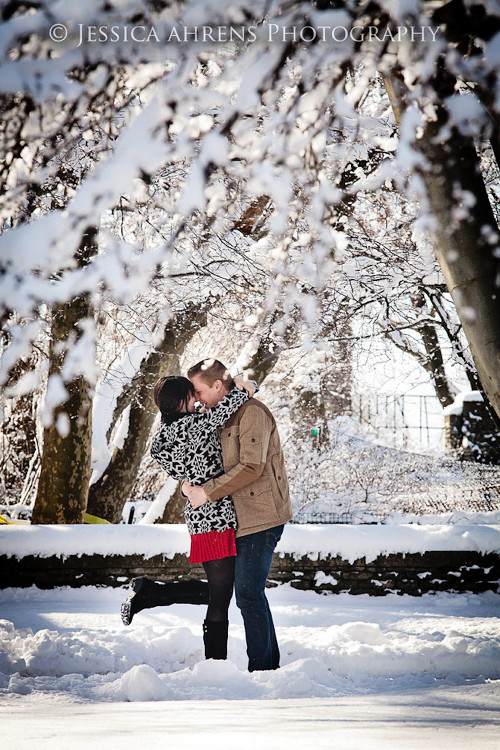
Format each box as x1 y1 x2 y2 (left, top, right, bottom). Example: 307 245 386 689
291 512 354 525
352 392 445 449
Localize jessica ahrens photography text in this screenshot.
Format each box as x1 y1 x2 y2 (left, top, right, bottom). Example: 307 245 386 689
53 22 441 48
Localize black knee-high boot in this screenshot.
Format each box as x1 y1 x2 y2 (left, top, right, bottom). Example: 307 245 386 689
121 577 209 626
203 620 229 660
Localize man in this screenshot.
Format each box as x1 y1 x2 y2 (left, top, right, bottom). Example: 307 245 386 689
183 359 292 672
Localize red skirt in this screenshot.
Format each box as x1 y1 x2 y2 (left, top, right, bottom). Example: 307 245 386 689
189 528 237 563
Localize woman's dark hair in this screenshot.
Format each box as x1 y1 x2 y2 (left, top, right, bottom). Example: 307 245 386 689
153 376 195 417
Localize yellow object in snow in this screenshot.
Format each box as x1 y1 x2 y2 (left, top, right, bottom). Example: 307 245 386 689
0 512 109 524
84 513 110 524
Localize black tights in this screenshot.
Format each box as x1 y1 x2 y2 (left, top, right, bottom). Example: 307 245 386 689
202 556 235 622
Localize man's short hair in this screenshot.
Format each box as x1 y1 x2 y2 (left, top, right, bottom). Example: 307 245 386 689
187 359 234 389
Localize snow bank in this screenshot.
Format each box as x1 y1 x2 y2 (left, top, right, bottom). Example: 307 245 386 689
0 585 499 706
1 523 499 563
119 664 171 701
0 524 190 560
279 524 500 563
443 390 483 416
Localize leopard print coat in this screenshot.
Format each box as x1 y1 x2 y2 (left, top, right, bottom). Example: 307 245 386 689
150 387 249 535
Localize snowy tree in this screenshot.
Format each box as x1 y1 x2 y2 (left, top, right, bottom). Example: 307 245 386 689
1 1 499 522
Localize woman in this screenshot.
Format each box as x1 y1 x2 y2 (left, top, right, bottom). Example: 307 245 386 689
121 373 254 661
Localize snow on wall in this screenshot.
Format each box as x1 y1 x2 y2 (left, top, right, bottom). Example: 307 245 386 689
1 523 499 564
0 525 190 561
281 524 500 563
443 390 483 416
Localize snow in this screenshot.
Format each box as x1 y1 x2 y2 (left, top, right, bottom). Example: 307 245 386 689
445 93 486 138
2 523 499 563
279 523 500 563
90 334 159 484
463 390 484 403
1 693 499 750
40 374 69 428
0 524 190 560
1 6 500 742
0 584 499 748
444 390 484 417
138 477 178 524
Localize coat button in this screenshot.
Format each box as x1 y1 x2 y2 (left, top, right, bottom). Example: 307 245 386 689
278 476 281 480
250 491 254 496
251 438 255 442
228 432 231 437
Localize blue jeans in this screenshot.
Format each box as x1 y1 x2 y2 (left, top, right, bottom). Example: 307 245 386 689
235 524 284 672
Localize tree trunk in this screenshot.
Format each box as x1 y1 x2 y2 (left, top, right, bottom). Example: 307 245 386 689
412 291 456 408
156 482 186 524
420 131 500 418
31 301 93 524
245 333 282 384
382 73 500 421
417 321 456 407
86 304 207 523
31 228 98 524
427 290 481 392
86 349 177 524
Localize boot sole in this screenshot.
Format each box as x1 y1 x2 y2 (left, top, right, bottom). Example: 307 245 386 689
121 597 133 626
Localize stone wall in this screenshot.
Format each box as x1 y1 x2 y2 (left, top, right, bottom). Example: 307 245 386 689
2 549 499 596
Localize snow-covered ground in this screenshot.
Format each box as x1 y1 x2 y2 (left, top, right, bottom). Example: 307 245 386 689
1 584 499 748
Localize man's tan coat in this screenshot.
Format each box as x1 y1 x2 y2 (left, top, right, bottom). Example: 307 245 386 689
202 399 292 537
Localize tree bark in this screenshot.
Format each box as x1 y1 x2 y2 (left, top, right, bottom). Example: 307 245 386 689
417 321 455 408
31 227 97 524
31 228 98 524
412 291 457 408
420 131 500 417
31 352 92 524
86 304 207 523
155 482 186 524
31 331 91 519
245 332 282 384
382 73 500 421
